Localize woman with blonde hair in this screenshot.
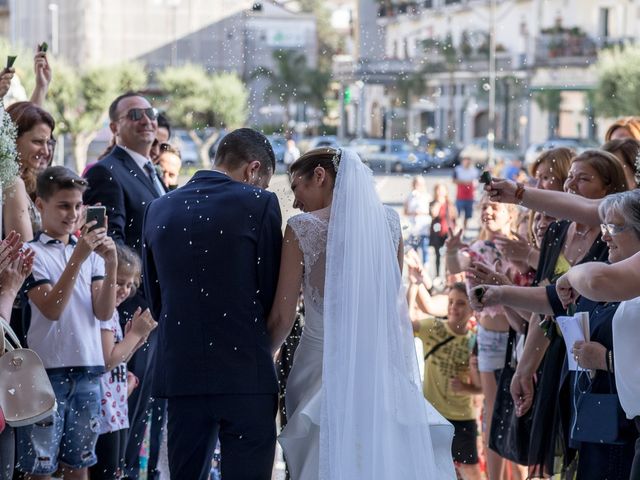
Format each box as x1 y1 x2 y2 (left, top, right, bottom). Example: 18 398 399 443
605 117 640 142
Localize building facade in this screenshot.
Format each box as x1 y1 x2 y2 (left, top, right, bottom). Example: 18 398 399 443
339 0 637 146
6 0 316 126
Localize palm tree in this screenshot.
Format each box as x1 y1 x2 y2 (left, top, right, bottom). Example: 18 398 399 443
394 69 427 135
252 50 309 130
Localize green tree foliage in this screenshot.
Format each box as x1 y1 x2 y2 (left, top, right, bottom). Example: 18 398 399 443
296 0 339 71
595 45 640 118
253 50 331 132
46 61 146 171
158 64 248 164
0 38 36 97
0 38 146 171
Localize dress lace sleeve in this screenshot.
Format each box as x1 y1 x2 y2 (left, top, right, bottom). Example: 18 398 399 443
287 213 328 269
385 206 401 252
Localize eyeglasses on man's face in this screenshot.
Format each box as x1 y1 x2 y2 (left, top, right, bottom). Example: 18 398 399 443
120 107 158 122
600 223 629 236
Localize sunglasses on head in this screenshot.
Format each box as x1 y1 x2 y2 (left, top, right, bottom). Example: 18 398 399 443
121 107 158 122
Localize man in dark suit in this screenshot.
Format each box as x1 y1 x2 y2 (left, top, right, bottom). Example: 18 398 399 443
142 128 282 480
84 92 166 479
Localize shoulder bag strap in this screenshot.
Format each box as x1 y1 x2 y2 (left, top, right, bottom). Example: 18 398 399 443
424 336 455 360
0 316 21 352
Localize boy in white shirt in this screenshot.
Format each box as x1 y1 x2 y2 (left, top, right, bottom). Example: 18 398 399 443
16 166 117 479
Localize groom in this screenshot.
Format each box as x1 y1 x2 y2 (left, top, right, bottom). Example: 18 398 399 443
141 128 282 480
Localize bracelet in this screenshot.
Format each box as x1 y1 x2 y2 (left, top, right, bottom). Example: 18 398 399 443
608 350 614 373
514 182 525 204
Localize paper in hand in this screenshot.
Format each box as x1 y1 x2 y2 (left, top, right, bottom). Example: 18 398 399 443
557 311 590 371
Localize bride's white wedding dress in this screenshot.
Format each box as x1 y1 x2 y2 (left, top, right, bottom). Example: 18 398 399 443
278 150 455 480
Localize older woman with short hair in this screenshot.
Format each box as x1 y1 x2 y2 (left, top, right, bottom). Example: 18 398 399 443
474 189 640 480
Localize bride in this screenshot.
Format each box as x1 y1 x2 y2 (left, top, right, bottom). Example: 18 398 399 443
268 148 455 479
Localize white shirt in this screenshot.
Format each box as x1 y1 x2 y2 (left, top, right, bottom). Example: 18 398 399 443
454 165 480 183
26 233 106 370
404 190 431 236
612 297 640 418
119 145 152 173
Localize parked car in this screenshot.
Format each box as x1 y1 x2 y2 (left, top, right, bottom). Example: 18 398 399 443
209 131 287 165
267 135 286 163
524 137 599 167
207 129 228 163
172 129 200 166
349 138 432 173
416 137 461 169
299 135 341 153
459 137 520 167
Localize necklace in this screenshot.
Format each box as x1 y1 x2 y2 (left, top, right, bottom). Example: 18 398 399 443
573 224 590 237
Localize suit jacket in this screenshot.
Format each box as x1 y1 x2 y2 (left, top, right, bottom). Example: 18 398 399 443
84 145 164 251
142 170 282 397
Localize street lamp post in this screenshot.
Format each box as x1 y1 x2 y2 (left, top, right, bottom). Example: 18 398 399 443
48 3 59 56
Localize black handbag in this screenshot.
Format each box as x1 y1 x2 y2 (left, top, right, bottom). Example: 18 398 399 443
572 369 628 445
488 328 534 465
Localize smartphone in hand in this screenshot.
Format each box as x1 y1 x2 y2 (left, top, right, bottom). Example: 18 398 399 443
85 206 106 232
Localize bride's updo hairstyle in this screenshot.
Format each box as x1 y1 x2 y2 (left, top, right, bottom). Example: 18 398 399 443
288 147 340 184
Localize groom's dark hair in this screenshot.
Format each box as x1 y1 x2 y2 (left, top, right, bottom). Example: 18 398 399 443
214 128 275 174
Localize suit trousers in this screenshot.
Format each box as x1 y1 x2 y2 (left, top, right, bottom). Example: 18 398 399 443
167 393 277 480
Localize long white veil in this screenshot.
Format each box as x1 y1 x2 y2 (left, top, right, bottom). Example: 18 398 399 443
320 149 454 479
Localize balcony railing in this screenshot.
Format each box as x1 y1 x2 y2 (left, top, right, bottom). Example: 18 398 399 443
534 32 598 66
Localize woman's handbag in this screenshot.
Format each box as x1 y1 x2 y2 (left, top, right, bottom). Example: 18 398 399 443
572 369 629 445
488 328 534 465
0 316 56 427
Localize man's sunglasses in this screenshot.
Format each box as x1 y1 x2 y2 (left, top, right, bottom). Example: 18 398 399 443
120 107 158 122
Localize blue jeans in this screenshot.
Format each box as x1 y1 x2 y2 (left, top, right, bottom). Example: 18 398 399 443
407 234 430 264
456 199 474 220
16 369 102 474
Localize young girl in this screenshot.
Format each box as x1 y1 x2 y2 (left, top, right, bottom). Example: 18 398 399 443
410 283 483 480
446 194 524 480
90 244 157 480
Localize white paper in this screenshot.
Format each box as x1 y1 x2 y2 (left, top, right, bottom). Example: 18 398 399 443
557 312 590 371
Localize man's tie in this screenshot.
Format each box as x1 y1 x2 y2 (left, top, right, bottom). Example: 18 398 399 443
144 161 165 197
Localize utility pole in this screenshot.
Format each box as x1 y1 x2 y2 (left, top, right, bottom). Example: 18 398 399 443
48 3 59 56
487 0 496 168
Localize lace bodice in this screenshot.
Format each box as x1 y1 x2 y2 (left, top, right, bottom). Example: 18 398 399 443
287 206 401 315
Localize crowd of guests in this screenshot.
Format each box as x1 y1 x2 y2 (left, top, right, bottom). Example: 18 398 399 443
403 116 640 479
0 52 183 480
3 44 640 480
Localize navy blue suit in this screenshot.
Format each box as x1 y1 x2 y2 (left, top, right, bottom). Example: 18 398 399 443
84 145 165 479
142 170 282 479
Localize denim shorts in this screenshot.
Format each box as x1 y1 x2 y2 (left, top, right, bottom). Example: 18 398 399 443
16 368 102 474
456 199 474 220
